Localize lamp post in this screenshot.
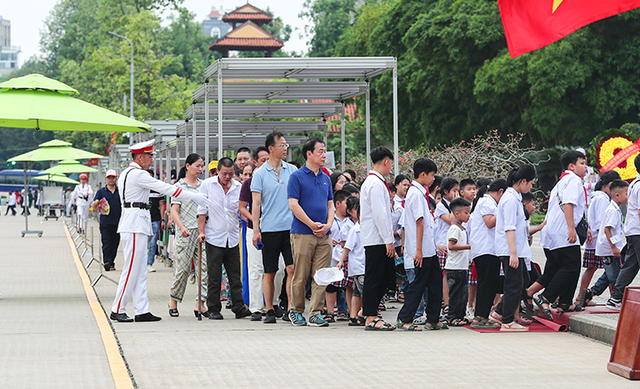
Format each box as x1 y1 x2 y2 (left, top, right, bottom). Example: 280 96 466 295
108 31 134 144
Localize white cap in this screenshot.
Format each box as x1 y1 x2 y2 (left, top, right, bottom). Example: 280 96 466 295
576 147 586 155
313 267 344 286
128 139 156 155
105 169 118 178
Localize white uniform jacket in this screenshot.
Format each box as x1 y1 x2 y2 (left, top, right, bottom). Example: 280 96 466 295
117 162 201 236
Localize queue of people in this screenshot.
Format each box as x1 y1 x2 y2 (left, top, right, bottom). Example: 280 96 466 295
70 134 638 333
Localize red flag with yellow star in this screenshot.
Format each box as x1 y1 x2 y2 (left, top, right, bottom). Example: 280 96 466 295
498 0 640 58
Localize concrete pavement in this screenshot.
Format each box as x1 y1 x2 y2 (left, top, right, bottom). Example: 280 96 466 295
1 210 639 388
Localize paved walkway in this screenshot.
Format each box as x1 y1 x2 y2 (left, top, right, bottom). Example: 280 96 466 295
1 210 639 388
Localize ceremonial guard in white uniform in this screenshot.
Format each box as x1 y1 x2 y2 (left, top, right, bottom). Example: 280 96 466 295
110 140 210 323
69 173 93 233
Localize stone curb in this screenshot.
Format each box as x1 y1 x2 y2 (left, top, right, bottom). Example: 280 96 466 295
569 314 618 345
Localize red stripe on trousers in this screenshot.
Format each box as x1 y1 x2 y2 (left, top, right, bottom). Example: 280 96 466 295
116 234 136 313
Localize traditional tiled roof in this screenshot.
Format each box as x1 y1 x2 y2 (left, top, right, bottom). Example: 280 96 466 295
209 21 283 51
222 4 272 25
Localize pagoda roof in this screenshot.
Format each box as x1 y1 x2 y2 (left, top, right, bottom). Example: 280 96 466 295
209 21 283 51
222 3 272 25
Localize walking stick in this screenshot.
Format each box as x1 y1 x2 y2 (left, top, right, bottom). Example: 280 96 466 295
197 241 202 321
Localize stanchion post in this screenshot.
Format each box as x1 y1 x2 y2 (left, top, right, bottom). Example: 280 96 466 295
608 286 640 379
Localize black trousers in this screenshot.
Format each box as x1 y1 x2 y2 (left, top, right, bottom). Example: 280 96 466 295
5 205 16 215
539 245 581 305
447 269 468 320
206 243 245 314
99 224 120 266
496 257 530 324
397 256 442 325
363 245 395 317
474 255 501 319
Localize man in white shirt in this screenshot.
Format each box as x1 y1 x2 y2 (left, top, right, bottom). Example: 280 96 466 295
198 157 252 320
360 146 396 331
529 150 591 313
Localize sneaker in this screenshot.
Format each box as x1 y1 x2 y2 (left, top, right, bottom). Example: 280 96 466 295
606 298 622 311
412 316 427 325
273 305 284 318
282 310 291 322
250 312 262 321
289 310 307 326
264 309 277 323
308 313 329 327
147 265 156 273
465 307 475 320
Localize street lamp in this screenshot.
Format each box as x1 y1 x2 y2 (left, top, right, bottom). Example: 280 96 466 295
108 31 134 120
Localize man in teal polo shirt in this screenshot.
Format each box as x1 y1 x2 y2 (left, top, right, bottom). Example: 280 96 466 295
251 131 297 324
288 138 335 327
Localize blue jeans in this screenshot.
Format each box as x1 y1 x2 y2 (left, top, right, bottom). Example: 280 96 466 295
592 256 622 296
405 268 429 317
147 221 161 266
336 289 349 314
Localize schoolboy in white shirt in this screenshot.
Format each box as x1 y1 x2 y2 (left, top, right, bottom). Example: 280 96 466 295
581 180 628 309
528 150 591 317
445 198 472 326
608 158 640 310
360 146 396 331
396 158 447 331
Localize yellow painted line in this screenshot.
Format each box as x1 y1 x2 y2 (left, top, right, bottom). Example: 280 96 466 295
64 225 135 389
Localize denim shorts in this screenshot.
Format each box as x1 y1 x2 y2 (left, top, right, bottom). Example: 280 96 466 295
352 275 365 297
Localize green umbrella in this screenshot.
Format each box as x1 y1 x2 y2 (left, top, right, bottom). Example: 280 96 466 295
32 174 79 185
9 141 104 162
0 74 151 133
39 160 99 175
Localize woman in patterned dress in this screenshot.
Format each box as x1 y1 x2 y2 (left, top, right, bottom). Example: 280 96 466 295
168 154 208 318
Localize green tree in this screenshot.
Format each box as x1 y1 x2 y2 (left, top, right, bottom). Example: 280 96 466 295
301 0 358 57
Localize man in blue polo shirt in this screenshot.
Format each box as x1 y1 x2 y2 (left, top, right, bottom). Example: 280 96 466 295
288 138 335 327
251 131 297 324
92 169 122 271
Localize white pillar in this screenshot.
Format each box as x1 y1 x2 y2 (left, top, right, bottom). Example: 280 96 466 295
205 81 210 164
217 70 223 159
393 66 399 176
366 84 371 173
341 102 346 171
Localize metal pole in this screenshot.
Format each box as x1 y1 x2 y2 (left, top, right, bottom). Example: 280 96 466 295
192 115 197 155
217 70 223 159
366 84 371 173
205 80 210 164
165 148 170 183
176 138 181 175
108 31 134 146
341 102 346 171
392 66 399 176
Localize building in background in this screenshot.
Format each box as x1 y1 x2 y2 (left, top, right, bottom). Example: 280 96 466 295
202 6 233 39
0 16 20 76
208 3 283 58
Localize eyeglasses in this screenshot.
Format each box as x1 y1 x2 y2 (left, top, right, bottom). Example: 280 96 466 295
275 143 289 149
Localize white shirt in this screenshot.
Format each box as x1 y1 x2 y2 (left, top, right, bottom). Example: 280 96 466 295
392 195 404 248
434 198 452 247
625 175 640 237
197 176 241 248
403 181 436 269
539 171 586 250
8 192 16 206
71 183 93 206
597 201 625 257
446 223 469 270
586 191 610 249
469 194 498 259
360 171 393 247
495 188 531 258
117 162 200 235
330 217 354 267
345 222 365 277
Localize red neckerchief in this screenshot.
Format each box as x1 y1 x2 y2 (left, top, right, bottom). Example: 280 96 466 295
409 183 434 218
559 171 588 207
368 172 391 198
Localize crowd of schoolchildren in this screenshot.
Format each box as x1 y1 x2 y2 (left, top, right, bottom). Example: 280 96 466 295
290 146 638 332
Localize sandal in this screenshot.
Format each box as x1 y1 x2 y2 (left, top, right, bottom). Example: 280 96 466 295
534 295 554 321
378 302 386 312
516 317 532 325
364 318 395 331
336 312 348 321
449 318 469 327
424 321 449 330
348 317 365 326
470 317 500 329
396 321 422 331
397 293 405 303
168 304 179 317
500 322 529 332
323 313 335 323
578 288 593 309
556 303 584 314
